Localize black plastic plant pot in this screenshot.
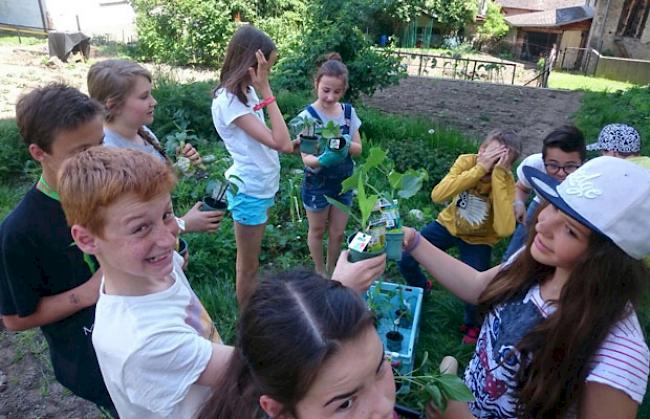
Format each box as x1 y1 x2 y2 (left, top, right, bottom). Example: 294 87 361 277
386 330 404 352
385 229 404 261
347 234 386 263
299 134 320 155
201 196 228 213
327 136 346 151
177 238 188 257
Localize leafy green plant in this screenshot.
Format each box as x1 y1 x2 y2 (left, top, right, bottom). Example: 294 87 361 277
326 146 427 234
394 352 474 413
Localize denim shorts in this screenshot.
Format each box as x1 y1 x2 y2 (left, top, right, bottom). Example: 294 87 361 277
226 191 274 225
301 171 353 212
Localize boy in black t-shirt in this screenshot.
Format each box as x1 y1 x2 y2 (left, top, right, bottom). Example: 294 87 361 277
0 84 116 415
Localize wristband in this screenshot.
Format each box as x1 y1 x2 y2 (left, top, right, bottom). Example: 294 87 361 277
405 231 421 253
253 96 276 111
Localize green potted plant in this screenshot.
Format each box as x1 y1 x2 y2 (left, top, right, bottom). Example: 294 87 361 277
202 175 242 213
327 147 427 262
289 115 322 155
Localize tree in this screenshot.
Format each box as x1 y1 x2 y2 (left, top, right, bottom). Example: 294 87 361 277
475 2 509 48
272 0 405 99
129 0 252 66
426 0 478 36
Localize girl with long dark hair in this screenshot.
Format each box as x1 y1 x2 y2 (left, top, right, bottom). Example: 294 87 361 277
405 156 649 418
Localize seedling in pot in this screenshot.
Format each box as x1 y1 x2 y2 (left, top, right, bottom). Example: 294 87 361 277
289 115 322 155
327 147 427 261
202 175 242 213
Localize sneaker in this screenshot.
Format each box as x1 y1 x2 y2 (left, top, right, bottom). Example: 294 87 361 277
462 326 480 345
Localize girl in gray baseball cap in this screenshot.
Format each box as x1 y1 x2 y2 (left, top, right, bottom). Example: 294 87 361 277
402 156 650 418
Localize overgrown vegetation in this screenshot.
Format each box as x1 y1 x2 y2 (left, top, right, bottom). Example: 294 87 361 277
474 2 508 50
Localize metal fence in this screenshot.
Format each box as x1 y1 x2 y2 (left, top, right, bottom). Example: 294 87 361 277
391 50 518 85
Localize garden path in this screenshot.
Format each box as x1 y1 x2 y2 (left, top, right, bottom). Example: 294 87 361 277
363 77 584 157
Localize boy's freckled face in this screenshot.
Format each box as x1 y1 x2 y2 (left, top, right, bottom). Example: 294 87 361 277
94 192 179 283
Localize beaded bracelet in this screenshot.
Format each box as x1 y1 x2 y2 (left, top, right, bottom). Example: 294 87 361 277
253 96 276 111
404 231 422 253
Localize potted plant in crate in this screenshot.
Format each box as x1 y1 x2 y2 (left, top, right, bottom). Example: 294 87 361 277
327 147 427 261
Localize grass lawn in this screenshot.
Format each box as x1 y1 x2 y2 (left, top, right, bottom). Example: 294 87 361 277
549 71 638 92
0 32 47 46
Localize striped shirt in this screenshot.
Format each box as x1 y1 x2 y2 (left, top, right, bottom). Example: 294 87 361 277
465 285 649 418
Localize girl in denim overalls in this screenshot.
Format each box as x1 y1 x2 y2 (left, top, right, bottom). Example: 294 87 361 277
296 53 363 276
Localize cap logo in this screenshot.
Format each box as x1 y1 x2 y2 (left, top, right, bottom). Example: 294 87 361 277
564 172 602 199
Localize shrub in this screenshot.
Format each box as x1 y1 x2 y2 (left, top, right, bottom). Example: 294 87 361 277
151 78 217 143
130 0 242 66
272 0 405 100
0 119 30 179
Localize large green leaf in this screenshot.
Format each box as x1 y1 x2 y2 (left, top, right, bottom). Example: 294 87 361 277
357 176 378 230
341 168 361 193
397 169 427 199
321 120 340 139
437 374 474 402
426 384 444 412
363 146 388 171
387 170 403 191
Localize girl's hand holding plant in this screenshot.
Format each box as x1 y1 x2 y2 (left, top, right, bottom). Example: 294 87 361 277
182 202 224 233
179 142 202 166
331 250 386 292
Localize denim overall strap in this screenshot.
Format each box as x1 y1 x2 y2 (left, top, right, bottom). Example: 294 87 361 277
341 103 351 135
306 105 322 123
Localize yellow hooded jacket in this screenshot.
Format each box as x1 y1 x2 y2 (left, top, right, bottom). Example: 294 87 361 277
432 154 516 245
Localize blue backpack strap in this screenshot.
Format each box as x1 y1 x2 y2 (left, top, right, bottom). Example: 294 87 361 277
306 105 322 123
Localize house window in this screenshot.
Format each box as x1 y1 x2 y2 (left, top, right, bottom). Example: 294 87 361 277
616 0 650 39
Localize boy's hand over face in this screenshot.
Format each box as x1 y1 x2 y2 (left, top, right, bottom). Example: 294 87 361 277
477 146 504 172
495 149 513 171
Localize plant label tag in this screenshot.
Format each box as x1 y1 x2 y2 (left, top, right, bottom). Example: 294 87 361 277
349 232 372 252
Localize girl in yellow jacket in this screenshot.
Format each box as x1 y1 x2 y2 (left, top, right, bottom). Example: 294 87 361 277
398 129 521 344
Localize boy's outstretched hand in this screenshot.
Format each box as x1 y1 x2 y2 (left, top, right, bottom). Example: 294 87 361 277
181 202 224 233
331 251 386 293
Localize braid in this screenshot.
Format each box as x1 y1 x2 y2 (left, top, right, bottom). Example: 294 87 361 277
138 127 169 163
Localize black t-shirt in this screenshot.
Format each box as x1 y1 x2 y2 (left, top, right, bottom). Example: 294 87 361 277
0 186 113 409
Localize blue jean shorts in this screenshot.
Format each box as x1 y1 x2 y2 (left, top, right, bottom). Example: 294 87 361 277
226 191 274 225
301 171 353 212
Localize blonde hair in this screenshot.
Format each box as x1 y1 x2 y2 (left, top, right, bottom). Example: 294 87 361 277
59 147 176 237
87 59 152 123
